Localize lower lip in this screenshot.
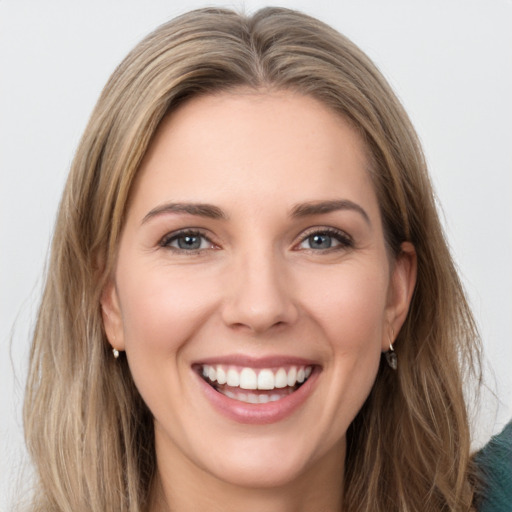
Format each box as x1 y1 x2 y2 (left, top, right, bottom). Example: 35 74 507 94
196 370 319 425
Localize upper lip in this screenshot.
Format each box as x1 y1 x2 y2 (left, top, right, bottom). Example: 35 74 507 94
192 354 319 369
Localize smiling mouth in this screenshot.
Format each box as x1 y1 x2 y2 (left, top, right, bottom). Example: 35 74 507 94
198 364 314 404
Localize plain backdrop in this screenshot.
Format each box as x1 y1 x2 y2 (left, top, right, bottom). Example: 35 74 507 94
1 0 511 508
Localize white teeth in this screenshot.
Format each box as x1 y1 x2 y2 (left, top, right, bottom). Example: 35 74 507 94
287 367 297 386
257 369 275 390
226 368 240 387
201 364 313 390
216 366 227 385
240 368 257 390
218 388 295 403
275 368 288 388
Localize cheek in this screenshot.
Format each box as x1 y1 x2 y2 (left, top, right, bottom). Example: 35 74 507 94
116 262 219 355
301 262 389 352
313 265 388 409
287 262 389 449
114 262 223 426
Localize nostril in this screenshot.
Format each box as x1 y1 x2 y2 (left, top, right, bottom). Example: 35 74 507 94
228 318 289 334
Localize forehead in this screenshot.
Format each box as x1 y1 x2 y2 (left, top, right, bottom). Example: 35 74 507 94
128 90 378 219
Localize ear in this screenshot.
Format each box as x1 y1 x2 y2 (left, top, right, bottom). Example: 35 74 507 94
383 241 417 350
100 279 125 352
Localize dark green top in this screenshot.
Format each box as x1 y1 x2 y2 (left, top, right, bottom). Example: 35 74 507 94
474 421 512 512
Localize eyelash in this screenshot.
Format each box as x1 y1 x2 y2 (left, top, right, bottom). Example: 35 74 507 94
295 227 354 252
158 227 353 254
159 229 215 254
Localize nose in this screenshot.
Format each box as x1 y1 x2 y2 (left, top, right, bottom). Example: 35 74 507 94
221 250 299 334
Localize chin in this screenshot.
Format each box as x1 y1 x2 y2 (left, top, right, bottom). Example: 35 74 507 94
180 424 346 492
204 446 320 489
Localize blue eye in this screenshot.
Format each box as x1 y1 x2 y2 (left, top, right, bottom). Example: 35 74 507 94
161 231 213 252
174 234 204 250
307 233 334 249
298 229 352 251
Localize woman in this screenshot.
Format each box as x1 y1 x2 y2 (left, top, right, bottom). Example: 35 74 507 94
23 7 488 511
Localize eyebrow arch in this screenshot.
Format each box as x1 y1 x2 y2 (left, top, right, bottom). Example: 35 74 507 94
141 202 227 224
290 199 371 225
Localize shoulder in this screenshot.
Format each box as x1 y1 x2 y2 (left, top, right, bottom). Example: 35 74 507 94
474 421 512 512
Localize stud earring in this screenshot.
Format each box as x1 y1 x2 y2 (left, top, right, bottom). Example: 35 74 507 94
112 348 120 359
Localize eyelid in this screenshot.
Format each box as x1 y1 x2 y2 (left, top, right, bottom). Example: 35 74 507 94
294 226 354 251
158 228 217 252
157 226 353 253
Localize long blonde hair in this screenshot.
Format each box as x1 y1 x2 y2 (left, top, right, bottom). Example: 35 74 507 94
24 7 481 511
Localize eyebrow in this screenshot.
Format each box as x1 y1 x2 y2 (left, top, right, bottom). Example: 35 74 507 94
290 199 371 225
141 202 226 224
141 199 370 226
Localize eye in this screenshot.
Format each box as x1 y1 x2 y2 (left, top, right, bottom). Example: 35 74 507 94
297 228 353 251
160 230 215 252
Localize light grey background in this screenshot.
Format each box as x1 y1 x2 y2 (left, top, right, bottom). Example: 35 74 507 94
1 0 511 508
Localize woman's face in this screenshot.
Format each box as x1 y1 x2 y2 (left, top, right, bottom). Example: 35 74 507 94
102 91 415 492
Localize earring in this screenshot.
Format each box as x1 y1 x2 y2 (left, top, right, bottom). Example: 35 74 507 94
112 348 120 359
385 343 397 370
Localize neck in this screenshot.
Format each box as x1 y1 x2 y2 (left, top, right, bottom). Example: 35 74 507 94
149 438 345 512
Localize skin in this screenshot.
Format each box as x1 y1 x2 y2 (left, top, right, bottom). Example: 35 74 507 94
102 90 416 512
